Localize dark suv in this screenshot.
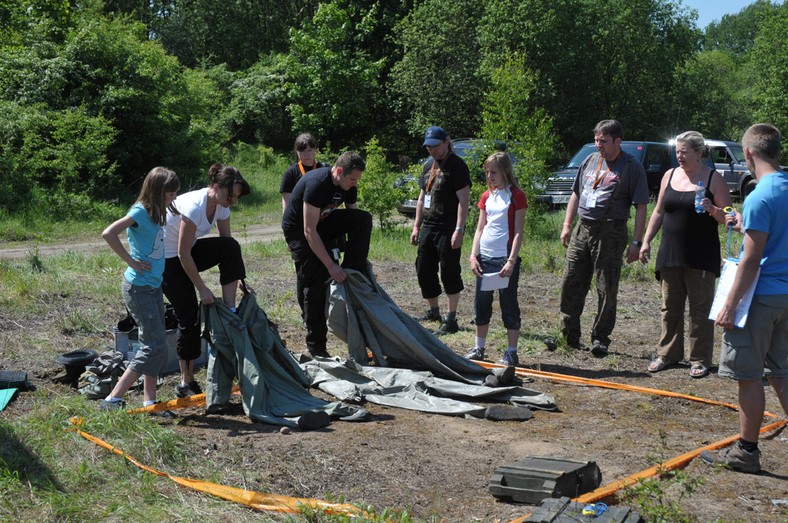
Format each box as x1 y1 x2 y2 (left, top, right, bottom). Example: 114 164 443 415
537 142 676 206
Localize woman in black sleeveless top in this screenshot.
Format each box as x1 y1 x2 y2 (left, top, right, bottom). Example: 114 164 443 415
639 131 733 378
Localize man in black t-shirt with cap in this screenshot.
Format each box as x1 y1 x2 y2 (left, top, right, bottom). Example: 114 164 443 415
409 126 471 335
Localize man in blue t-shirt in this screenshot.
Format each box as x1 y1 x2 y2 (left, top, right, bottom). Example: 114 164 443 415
282 151 372 358
701 123 788 474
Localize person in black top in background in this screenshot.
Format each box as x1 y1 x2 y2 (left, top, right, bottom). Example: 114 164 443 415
409 126 471 335
280 133 324 212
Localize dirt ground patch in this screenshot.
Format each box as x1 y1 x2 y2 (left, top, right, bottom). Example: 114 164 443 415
3 247 788 522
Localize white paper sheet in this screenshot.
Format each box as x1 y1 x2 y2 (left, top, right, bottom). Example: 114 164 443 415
481 272 510 291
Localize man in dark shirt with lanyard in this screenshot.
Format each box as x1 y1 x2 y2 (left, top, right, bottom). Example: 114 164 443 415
559 120 648 356
410 126 471 335
282 151 372 358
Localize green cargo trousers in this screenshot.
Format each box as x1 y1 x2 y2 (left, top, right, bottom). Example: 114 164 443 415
559 219 628 348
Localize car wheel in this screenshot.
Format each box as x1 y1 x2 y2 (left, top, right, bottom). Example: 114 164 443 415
740 178 757 200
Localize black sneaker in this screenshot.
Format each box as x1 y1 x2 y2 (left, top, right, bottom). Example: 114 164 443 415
175 380 202 399
591 340 609 358
437 317 459 335
417 309 442 322
308 347 331 358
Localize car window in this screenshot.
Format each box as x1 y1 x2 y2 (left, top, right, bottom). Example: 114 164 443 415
565 144 597 168
644 144 669 172
620 143 646 161
710 146 731 164
728 144 744 163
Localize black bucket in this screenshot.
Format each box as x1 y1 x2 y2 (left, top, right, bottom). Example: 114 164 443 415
55 349 98 383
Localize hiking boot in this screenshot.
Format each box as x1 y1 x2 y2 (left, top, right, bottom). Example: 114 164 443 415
417 309 441 322
98 399 125 411
437 317 459 335
175 380 202 399
498 349 519 367
700 443 761 473
591 340 609 358
464 347 485 360
308 347 331 358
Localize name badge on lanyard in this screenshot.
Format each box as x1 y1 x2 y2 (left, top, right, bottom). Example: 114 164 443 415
585 156 612 208
424 160 443 210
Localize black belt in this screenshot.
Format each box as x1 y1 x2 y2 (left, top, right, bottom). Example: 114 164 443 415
580 218 625 226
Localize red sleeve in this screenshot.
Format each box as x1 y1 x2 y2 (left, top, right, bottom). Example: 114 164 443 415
477 190 490 211
513 187 528 210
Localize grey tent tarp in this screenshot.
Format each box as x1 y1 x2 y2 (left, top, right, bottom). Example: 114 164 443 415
328 270 492 383
202 291 362 428
324 269 557 414
303 358 557 416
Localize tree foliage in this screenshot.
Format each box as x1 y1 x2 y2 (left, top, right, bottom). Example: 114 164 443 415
1 0 786 220
358 137 402 233
284 1 387 149
480 52 557 229
748 6 788 154
703 0 782 54
479 0 699 151
671 50 751 139
390 0 485 141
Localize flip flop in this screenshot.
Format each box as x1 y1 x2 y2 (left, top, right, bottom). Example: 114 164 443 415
648 357 671 373
690 363 709 379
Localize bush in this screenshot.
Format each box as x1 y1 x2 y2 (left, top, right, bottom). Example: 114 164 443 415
358 138 403 234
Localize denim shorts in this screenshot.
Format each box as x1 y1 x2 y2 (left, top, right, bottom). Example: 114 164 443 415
472 254 521 329
122 279 168 376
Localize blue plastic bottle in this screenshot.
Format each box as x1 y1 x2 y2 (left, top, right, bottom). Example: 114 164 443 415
695 180 705 213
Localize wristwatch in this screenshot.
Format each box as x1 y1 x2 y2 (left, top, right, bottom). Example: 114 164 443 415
631 240 643 247
455 226 465 233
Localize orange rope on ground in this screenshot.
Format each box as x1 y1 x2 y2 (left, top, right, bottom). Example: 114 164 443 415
475 360 780 418
68 417 371 518
505 420 788 523
574 418 788 504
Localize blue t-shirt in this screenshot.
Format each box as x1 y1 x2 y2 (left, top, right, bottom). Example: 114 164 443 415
123 203 165 287
742 170 788 295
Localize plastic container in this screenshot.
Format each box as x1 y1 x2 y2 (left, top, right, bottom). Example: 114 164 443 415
695 180 705 213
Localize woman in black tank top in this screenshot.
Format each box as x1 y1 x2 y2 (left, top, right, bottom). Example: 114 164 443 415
638 131 733 378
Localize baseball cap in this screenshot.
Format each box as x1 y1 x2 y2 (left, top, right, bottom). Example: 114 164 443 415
423 126 448 147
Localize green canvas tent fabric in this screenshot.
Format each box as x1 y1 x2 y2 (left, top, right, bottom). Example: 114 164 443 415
303 358 557 416
202 291 362 428
328 270 492 383
322 269 556 414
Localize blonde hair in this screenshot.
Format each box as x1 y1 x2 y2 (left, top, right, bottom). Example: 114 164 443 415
483 152 517 192
138 167 180 226
676 130 709 158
